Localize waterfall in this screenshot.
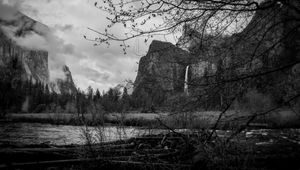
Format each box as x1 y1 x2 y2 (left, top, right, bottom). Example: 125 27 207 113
184 65 189 95
21 96 30 112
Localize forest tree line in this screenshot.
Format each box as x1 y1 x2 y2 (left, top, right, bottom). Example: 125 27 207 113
0 75 144 115
0 63 163 116
0 56 176 116
0 57 158 115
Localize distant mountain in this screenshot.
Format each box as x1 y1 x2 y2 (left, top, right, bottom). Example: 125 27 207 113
114 80 134 95
0 18 49 84
50 65 77 94
0 11 76 94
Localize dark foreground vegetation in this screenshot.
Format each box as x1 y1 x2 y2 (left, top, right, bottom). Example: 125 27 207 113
0 130 300 170
1 0 300 169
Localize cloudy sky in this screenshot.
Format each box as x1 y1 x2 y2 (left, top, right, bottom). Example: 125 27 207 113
0 0 178 92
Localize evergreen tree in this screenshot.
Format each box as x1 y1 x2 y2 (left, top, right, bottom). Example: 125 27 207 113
94 89 101 102
44 84 50 105
121 87 130 112
87 86 94 101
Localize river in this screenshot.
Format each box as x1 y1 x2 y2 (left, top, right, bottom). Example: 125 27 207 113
0 122 162 146
1 122 300 147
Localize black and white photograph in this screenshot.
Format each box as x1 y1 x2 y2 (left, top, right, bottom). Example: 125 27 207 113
0 0 299 169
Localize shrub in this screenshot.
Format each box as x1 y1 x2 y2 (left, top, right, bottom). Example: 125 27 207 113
234 89 273 114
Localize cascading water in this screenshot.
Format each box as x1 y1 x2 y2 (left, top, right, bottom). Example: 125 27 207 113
184 65 189 95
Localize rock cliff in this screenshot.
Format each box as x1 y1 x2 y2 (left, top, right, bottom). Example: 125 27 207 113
134 40 192 94
0 11 77 94
133 0 300 108
215 0 300 106
0 9 50 84
50 65 77 94
0 27 49 84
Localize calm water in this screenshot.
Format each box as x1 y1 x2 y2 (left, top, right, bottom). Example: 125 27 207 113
0 122 161 146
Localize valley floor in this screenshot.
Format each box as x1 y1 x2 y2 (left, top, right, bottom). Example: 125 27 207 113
3 109 300 129
1 111 300 170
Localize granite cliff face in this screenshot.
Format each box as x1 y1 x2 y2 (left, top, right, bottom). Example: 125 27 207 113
0 10 50 84
0 12 77 94
114 80 134 95
134 40 192 94
133 0 300 108
214 0 300 105
50 65 77 94
0 27 49 84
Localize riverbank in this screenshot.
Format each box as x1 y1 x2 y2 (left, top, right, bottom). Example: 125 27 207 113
3 109 300 129
3 112 164 127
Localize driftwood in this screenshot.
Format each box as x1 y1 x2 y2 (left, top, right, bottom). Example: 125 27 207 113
2 131 300 170
134 137 183 140
0 135 193 170
0 158 192 170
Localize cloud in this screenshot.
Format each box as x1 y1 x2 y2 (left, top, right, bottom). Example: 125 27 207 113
0 0 25 11
81 67 110 82
1 0 172 91
61 43 75 54
54 24 73 32
0 1 82 81
0 1 19 21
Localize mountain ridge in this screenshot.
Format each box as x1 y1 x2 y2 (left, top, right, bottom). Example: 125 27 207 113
0 11 76 94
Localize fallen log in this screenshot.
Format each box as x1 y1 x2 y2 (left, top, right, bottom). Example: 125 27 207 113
0 158 192 170
134 137 183 140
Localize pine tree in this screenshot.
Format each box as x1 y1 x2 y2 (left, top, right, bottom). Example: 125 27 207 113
87 86 94 101
44 84 50 105
94 89 101 102
121 87 130 112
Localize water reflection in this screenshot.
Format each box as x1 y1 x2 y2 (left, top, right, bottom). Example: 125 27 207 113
0 122 158 146
1 122 299 147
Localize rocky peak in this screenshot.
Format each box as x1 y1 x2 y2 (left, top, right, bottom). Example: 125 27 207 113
50 65 77 94
0 12 49 85
133 40 193 96
124 80 134 95
114 80 134 96
147 40 177 53
62 65 74 83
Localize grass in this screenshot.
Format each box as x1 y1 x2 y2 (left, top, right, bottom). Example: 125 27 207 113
4 109 300 129
6 113 105 126
5 113 162 127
